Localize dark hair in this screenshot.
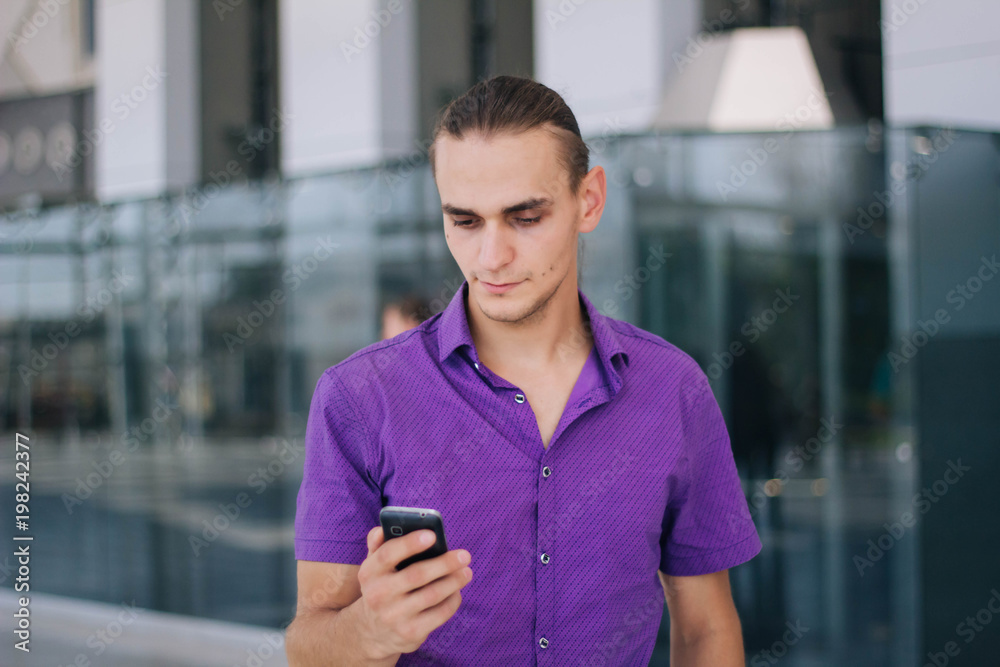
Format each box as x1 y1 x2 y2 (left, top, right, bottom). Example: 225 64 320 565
427 75 590 197
385 293 431 324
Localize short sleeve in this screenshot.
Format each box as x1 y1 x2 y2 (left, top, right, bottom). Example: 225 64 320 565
659 369 762 575
294 368 381 564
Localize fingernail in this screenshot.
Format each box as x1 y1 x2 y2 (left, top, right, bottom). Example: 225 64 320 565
458 550 471 565
420 531 435 545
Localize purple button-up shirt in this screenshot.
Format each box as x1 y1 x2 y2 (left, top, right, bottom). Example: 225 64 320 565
295 279 762 666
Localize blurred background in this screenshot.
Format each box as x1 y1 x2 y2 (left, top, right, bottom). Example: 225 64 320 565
0 0 998 665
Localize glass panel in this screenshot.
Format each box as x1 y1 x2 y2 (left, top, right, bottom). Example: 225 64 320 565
0 127 946 666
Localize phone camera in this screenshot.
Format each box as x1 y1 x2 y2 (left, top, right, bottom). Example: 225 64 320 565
391 526 403 536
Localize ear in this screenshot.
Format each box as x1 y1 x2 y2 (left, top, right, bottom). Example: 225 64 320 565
578 165 606 234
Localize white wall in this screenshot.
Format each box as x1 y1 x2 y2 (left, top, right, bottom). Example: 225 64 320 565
883 0 1000 131
534 0 701 136
94 0 199 200
279 0 418 177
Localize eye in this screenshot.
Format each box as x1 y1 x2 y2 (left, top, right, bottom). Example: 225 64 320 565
452 216 541 227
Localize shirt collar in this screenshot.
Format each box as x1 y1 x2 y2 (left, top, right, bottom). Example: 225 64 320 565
435 279 630 392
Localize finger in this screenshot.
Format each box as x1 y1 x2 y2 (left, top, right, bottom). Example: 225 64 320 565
410 589 464 637
375 529 440 572
390 548 471 595
397 566 472 619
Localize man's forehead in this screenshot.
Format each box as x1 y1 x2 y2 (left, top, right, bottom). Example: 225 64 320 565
435 129 572 207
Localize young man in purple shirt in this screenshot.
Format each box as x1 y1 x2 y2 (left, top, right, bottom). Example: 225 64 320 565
286 75 762 666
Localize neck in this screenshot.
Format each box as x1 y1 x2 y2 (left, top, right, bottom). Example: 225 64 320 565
466 276 593 373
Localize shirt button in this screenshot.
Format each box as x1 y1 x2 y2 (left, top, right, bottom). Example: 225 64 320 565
514 393 525 403
539 637 549 649
540 553 550 564
474 362 480 370
542 466 551 478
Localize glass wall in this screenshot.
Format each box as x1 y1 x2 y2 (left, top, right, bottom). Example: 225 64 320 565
0 125 938 664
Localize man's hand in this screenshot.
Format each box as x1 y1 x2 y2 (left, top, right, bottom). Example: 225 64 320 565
354 526 474 660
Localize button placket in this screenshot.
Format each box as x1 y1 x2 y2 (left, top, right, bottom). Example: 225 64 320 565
537 453 556 660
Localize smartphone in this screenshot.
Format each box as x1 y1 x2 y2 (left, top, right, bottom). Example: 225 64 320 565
379 506 448 571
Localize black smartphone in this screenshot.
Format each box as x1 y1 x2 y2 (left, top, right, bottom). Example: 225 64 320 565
379 506 448 570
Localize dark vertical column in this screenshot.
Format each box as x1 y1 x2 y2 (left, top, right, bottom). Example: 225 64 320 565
909 128 1000 664
200 0 281 183
415 0 534 139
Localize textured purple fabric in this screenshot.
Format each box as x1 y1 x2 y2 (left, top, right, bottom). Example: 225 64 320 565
564 343 600 418
294 279 762 666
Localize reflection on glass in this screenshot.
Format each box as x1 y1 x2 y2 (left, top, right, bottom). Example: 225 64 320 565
0 128 924 665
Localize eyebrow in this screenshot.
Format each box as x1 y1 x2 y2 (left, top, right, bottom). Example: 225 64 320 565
441 197 554 218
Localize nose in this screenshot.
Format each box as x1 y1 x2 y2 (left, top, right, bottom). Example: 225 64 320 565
478 220 515 273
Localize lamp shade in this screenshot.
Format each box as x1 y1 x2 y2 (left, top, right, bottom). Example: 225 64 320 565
654 26 834 132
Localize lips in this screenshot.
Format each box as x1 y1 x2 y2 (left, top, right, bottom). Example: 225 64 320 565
481 280 522 294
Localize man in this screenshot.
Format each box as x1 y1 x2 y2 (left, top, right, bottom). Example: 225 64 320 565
286 75 762 666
